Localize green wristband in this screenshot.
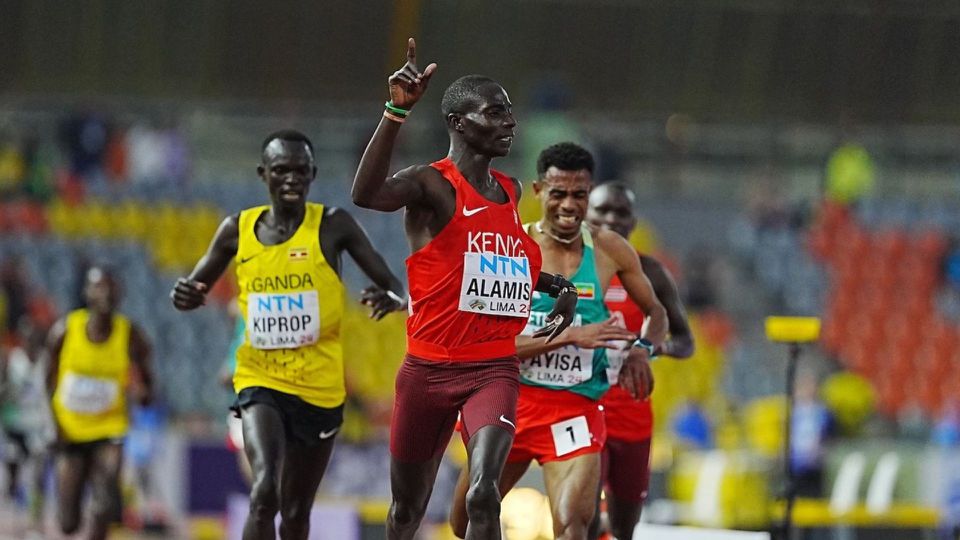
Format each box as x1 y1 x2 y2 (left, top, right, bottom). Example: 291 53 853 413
384 101 410 117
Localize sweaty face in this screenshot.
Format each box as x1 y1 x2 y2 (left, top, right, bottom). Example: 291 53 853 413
258 140 316 208
84 268 119 314
455 84 517 157
587 185 636 239
534 167 593 239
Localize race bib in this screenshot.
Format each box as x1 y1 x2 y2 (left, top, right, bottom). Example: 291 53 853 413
520 311 593 387
59 372 119 414
550 415 591 457
247 291 320 350
458 252 532 318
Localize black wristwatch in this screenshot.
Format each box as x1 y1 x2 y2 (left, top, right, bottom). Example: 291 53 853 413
633 338 657 359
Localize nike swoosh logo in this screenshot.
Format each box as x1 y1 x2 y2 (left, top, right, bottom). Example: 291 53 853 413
463 206 488 217
238 253 261 264
318 427 340 440
499 415 515 429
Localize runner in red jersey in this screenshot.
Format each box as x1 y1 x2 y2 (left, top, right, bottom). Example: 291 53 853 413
351 39 579 540
449 144 668 540
587 182 695 540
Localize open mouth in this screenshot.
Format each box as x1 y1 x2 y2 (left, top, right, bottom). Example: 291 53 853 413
555 214 580 228
280 191 302 202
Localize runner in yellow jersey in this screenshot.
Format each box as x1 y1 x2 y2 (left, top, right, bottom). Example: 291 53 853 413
171 130 406 540
46 265 155 540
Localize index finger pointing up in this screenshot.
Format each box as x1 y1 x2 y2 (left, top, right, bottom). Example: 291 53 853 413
406 37 416 64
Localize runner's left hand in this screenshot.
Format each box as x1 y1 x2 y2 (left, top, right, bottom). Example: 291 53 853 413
361 286 406 320
533 288 578 343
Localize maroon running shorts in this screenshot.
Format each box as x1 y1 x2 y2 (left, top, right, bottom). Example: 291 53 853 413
601 436 652 503
390 354 520 462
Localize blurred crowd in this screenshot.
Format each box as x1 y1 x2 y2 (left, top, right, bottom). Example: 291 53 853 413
0 105 958 536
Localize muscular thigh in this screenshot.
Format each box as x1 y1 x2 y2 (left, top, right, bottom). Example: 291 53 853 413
543 453 602 523
56 447 93 503
390 357 461 462
459 360 519 442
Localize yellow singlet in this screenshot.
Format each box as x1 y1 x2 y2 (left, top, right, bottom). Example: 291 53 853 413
234 203 346 408
52 309 131 443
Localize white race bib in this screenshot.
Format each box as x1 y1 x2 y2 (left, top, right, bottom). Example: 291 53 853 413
59 372 119 414
550 415 591 457
247 291 320 350
520 311 593 387
458 252 531 318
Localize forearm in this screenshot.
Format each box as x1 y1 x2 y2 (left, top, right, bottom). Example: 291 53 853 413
139 365 155 399
639 303 668 348
352 117 404 209
187 253 231 287
45 369 57 401
658 333 694 359
516 332 574 359
366 260 405 298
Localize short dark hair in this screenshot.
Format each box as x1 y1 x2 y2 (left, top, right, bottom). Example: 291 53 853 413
261 129 314 155
441 75 498 117
595 181 636 204
85 263 117 283
536 142 594 178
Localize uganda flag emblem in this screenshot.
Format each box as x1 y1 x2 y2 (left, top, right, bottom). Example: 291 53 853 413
288 247 309 261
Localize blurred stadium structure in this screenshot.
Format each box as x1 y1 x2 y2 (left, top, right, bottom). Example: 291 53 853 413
1 1 960 539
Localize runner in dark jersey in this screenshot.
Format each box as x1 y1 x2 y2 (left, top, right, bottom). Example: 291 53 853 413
587 182 694 540
351 39 579 540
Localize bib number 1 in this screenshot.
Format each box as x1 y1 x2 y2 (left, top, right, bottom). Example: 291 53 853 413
550 415 591 457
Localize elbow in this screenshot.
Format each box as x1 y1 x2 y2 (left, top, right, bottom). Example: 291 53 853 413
350 186 372 208
673 336 696 359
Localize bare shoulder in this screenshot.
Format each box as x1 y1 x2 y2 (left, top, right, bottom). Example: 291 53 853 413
211 214 241 250
216 214 241 237
321 205 363 235
128 322 152 349
594 227 634 258
395 164 439 184
46 317 68 349
322 205 352 223
400 163 455 210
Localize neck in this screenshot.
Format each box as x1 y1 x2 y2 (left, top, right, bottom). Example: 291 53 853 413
536 220 583 250
268 204 306 231
448 142 494 187
87 311 112 328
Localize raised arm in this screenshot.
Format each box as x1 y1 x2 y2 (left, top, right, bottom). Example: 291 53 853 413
128 324 155 406
329 208 407 320
351 38 436 212
170 215 239 311
640 254 695 359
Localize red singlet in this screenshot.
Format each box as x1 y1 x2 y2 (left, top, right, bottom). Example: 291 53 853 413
602 272 653 441
405 157 542 361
